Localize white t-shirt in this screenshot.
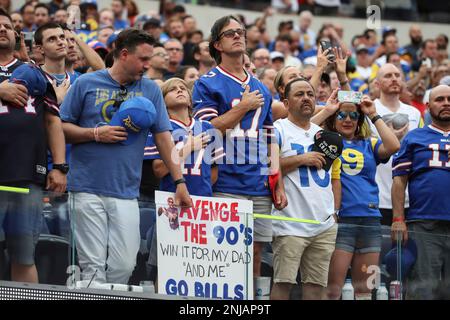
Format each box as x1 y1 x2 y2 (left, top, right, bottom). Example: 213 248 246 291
272 119 336 237
271 0 298 11
371 99 422 209
315 0 341 7
356 65 372 80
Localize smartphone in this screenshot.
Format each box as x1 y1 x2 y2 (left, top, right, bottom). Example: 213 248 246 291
14 34 21 51
338 91 363 104
422 58 432 68
23 32 34 52
320 40 335 62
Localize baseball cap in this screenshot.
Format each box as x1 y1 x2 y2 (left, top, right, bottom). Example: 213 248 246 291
356 44 369 54
81 0 97 8
383 240 417 280
270 51 285 61
10 64 48 96
439 75 450 86
106 32 119 49
143 17 161 28
109 97 157 145
88 40 108 51
312 130 343 171
382 26 397 37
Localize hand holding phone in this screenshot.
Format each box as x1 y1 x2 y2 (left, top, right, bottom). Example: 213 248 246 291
338 91 362 104
422 58 432 68
320 40 335 62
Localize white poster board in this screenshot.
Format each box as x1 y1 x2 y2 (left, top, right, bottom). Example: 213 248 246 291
155 191 254 300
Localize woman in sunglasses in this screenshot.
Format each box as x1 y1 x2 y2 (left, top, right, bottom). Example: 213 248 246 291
323 91 400 300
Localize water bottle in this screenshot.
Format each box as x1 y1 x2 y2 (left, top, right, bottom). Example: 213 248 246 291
42 197 57 234
376 282 389 300
341 279 354 300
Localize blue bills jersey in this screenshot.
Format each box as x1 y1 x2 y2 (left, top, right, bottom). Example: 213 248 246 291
392 125 450 221
192 66 274 196
144 118 224 197
335 138 388 218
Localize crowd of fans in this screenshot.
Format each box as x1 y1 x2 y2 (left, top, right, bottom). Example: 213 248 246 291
0 0 449 300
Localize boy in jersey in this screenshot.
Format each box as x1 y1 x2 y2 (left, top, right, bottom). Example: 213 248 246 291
192 15 287 278
392 85 450 300
0 9 66 283
271 78 340 300
147 78 224 197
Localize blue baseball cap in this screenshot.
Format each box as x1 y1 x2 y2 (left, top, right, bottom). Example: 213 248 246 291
383 239 417 280
109 96 156 145
9 64 48 96
106 32 119 49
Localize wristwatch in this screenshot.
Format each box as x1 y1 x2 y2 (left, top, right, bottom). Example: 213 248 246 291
53 163 69 174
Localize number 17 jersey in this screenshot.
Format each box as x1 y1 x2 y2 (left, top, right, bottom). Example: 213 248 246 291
192 66 274 196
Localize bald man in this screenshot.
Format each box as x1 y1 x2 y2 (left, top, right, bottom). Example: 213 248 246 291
391 85 450 300
370 64 423 226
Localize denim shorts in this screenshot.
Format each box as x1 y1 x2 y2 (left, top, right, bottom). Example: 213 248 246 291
0 183 43 265
335 217 382 254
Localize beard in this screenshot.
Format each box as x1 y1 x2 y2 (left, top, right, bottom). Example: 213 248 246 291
430 109 450 122
411 36 422 46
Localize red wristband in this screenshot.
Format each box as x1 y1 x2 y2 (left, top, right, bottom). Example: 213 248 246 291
392 217 405 223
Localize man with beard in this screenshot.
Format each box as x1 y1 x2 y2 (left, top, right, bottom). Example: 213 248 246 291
371 64 423 226
403 25 423 66
270 78 340 300
410 79 427 117
60 28 191 284
391 85 450 300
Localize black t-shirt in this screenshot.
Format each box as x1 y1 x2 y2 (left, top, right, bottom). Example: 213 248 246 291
0 62 59 186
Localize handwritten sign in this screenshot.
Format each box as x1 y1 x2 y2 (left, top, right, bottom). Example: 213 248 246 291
156 191 254 300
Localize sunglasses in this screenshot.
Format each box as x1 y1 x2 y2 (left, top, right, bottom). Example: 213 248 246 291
218 28 246 40
113 86 128 111
336 111 360 121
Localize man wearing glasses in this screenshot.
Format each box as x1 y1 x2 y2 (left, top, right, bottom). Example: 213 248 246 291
147 43 169 81
60 29 191 285
252 48 271 69
192 15 287 282
163 38 184 80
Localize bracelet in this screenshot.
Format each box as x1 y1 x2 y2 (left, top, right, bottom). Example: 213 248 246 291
339 80 348 86
174 178 186 186
392 217 405 223
370 115 382 124
94 127 100 142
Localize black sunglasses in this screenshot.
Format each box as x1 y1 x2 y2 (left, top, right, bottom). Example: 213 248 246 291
218 28 246 40
113 86 128 111
336 111 360 121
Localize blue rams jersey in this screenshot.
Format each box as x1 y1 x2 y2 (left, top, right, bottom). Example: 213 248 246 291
392 125 450 221
349 78 369 95
192 66 274 196
144 118 225 197
336 138 388 218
